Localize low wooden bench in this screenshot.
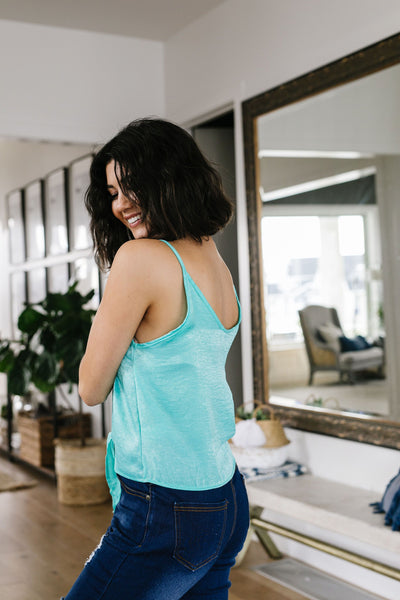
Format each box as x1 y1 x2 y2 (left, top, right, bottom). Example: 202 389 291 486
238 474 400 583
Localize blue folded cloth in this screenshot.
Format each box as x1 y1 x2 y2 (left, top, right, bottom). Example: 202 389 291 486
370 467 400 531
240 460 307 482
339 334 373 352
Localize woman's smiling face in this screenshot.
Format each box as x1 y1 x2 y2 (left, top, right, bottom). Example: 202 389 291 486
106 160 149 239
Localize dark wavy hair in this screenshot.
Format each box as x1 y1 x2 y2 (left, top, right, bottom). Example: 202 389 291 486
85 118 233 269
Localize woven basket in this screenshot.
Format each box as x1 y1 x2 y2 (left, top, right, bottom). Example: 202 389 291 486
54 438 109 506
251 404 290 448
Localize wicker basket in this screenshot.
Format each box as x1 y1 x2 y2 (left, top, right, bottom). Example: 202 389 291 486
54 438 109 506
251 403 290 448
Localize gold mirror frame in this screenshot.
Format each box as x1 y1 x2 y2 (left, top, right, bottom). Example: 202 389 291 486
242 32 400 450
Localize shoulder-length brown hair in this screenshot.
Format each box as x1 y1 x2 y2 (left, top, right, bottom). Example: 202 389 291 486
85 118 233 270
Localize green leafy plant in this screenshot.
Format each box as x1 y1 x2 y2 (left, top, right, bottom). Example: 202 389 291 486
306 396 324 407
0 281 96 445
236 405 271 421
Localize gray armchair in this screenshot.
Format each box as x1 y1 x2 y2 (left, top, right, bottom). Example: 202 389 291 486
298 305 384 385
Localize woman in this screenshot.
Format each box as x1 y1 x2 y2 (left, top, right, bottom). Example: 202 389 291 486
63 118 249 600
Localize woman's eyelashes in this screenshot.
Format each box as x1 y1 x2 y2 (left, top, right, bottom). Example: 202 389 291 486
108 186 141 213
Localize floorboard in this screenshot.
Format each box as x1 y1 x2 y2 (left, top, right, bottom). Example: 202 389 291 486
0 457 308 599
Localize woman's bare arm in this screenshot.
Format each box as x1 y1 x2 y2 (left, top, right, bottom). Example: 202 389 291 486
78 240 154 406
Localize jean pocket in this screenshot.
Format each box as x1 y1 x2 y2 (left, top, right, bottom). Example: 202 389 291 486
173 499 228 571
107 481 151 550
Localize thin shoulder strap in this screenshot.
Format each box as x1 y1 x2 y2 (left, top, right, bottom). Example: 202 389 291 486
159 240 187 272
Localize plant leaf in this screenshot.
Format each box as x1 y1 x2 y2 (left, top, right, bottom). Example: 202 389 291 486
39 325 57 351
0 347 15 373
0 282 96 396
18 307 46 334
7 353 31 396
32 351 60 390
42 292 72 313
81 289 95 305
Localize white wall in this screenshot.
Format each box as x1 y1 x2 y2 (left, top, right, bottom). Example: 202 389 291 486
0 19 164 144
257 63 400 155
0 140 94 197
165 0 400 124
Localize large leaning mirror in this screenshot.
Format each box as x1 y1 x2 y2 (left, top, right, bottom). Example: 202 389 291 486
243 33 400 449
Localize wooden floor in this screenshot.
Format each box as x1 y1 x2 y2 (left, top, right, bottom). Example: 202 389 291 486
0 457 308 600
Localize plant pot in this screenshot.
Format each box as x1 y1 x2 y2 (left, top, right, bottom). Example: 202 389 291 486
54 438 109 506
18 411 91 468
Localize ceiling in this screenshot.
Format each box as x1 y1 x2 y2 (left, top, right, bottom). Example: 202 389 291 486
0 0 225 41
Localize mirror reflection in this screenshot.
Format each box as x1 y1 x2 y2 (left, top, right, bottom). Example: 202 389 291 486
255 61 400 420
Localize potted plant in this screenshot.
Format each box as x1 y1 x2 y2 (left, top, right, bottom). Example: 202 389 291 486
0 281 95 439
0 282 109 505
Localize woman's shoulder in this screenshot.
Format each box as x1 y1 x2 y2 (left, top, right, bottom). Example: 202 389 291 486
112 239 180 281
114 238 170 262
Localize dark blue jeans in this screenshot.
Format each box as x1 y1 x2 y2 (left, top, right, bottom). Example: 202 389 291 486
63 466 249 599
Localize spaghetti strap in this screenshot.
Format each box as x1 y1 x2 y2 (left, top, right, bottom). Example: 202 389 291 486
160 240 187 272
160 239 241 331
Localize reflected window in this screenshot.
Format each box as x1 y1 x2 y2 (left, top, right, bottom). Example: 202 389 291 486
262 212 381 347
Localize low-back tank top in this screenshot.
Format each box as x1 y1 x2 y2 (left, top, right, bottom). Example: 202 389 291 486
105 240 241 508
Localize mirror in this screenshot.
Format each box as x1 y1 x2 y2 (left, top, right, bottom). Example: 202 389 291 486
242 33 400 449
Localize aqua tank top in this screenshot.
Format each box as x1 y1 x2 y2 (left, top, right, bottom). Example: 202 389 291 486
105 240 241 508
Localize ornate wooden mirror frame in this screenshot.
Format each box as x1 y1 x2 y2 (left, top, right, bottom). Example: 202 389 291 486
242 32 400 450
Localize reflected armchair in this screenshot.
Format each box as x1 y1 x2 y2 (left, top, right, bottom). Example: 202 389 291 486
298 305 384 385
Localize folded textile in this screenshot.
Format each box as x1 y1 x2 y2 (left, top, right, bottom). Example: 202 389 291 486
370 467 400 531
240 460 307 482
339 334 373 352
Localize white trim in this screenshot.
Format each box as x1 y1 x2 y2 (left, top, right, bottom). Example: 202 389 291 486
8 247 93 274
261 203 378 218
258 150 372 159
233 99 254 406
260 167 376 203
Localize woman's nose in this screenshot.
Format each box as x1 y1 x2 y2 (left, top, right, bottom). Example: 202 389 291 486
114 193 131 210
